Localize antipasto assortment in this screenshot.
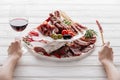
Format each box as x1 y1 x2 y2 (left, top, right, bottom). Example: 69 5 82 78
23 10 97 58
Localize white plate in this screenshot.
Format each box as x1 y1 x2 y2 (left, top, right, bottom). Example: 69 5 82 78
23 41 95 62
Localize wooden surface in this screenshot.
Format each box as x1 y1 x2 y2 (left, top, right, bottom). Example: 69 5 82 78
0 0 120 80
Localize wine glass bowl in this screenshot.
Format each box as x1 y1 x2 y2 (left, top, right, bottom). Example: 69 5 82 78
9 18 28 32
9 5 28 32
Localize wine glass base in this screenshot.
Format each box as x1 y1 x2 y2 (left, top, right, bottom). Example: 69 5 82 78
15 37 28 54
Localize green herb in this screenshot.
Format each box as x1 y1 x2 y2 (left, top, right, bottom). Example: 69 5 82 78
84 29 97 38
63 19 71 26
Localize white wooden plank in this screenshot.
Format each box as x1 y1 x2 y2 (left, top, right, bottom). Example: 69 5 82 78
26 5 120 13
0 0 120 5
8 66 120 78
1 4 120 12
0 55 120 66
12 66 107 77
0 5 120 23
14 77 106 80
0 3 120 8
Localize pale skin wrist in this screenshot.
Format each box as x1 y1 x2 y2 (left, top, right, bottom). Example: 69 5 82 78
3 54 21 68
8 51 22 60
8 55 20 61
102 60 120 80
101 60 114 67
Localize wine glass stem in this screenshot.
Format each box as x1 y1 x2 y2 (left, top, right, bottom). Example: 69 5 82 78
15 32 21 40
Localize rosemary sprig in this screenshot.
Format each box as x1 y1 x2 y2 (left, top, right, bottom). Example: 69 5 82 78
84 29 97 38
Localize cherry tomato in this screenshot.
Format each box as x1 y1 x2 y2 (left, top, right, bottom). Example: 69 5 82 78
66 30 75 36
62 30 68 35
68 32 75 36
62 30 75 37
67 30 72 33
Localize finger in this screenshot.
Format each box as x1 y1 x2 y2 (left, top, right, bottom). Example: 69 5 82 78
110 48 113 54
15 37 21 43
8 45 12 51
15 42 21 49
11 42 14 45
14 38 21 44
8 45 11 49
104 42 110 47
98 51 102 55
15 40 21 44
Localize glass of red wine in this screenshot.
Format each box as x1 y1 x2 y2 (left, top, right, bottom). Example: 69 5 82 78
9 5 28 33
9 5 28 54
10 18 28 32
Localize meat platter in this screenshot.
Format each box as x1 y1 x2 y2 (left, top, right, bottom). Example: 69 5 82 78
23 10 97 61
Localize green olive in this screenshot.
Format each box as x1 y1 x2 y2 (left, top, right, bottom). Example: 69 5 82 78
57 34 63 39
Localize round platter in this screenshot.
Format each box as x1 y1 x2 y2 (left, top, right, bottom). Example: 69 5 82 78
23 41 95 62
23 10 97 61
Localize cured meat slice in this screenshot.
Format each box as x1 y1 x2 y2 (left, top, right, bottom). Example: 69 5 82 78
75 23 87 30
69 48 82 55
81 44 94 53
34 47 49 56
74 39 90 46
54 10 61 18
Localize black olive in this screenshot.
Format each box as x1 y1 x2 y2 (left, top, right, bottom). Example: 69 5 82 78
63 34 72 39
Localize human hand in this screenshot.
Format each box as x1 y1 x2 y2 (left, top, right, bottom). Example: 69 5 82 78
7 40 22 59
98 42 113 64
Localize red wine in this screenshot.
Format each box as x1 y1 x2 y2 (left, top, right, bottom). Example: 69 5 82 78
10 18 28 32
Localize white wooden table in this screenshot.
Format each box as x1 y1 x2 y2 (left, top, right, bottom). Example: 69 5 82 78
0 0 120 80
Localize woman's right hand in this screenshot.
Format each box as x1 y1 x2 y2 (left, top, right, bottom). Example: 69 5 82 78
7 40 22 59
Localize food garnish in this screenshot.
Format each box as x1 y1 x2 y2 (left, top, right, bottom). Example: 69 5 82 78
63 19 71 26
84 29 97 39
